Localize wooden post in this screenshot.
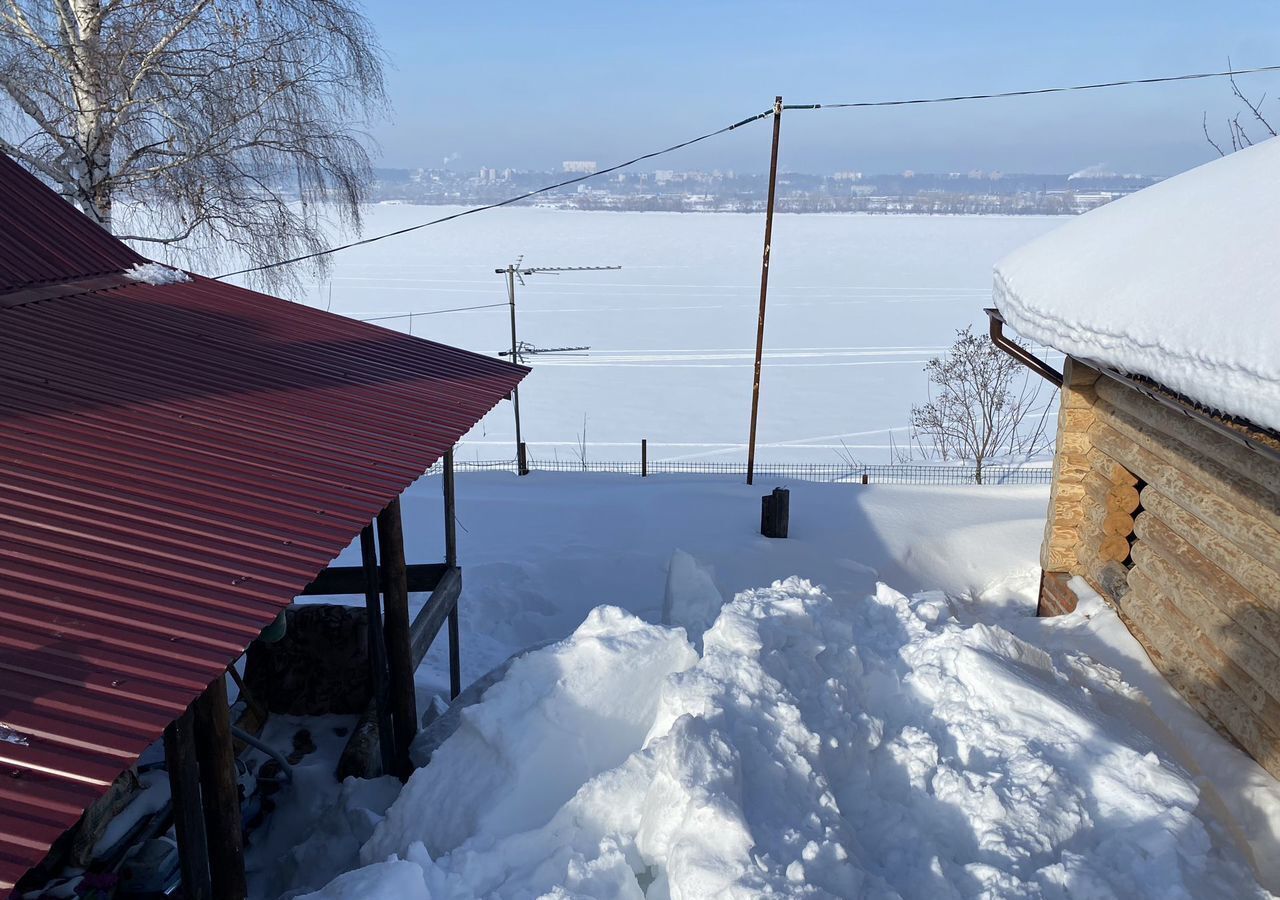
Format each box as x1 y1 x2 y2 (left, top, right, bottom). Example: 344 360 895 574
641 439 648 477
517 441 529 476
377 497 418 778
360 524 395 776
443 449 462 700
164 706 212 900
746 95 783 486
192 674 246 900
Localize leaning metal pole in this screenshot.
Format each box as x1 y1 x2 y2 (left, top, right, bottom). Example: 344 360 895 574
746 95 783 485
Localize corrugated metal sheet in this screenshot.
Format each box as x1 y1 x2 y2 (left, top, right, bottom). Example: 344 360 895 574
0 180 527 889
0 155 144 294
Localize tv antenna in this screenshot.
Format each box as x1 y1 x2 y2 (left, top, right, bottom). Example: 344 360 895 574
495 259 620 470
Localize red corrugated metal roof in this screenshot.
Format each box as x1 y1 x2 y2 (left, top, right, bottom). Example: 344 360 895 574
0 156 527 891
0 155 144 294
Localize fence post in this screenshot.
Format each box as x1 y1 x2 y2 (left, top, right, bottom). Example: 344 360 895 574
517 442 529 476
641 439 648 477
861 472 868 485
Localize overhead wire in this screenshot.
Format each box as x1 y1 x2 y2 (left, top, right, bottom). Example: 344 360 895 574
216 63 1280 281
357 301 507 322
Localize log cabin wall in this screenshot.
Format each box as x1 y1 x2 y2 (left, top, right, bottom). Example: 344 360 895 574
1038 356 1280 776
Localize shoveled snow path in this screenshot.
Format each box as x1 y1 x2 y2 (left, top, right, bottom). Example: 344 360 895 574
300 579 1269 899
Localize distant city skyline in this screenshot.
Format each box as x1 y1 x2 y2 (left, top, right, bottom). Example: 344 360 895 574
359 1 1280 179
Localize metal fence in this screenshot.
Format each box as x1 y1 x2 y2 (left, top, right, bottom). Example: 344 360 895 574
427 458 1053 485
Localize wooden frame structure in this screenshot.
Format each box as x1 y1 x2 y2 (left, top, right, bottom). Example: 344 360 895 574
1031 354 1280 776
156 451 463 899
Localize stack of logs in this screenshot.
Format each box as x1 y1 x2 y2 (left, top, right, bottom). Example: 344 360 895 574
1040 358 1280 776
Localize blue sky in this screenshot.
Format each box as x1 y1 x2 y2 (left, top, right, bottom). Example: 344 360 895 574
359 1 1280 175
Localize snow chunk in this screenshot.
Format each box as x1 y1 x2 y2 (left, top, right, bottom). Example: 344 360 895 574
124 262 191 285
305 578 1268 898
661 549 723 649
994 136 1280 431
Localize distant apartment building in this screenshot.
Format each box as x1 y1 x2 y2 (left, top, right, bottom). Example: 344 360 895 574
562 160 598 173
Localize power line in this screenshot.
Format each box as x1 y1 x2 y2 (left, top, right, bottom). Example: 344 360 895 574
214 63 1280 279
357 301 507 322
784 63 1280 110
214 111 772 279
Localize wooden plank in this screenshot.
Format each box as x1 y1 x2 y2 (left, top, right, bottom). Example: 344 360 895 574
1131 541 1280 729
1126 569 1280 775
300 562 447 596
409 566 462 667
192 675 246 900
164 706 212 900
1140 487 1277 608
1090 418 1280 571
377 498 417 780
1095 375 1280 494
1135 507 1280 649
1093 396 1279 532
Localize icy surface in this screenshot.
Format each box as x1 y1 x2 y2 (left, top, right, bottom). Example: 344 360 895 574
995 137 1280 431
301 578 1272 899
124 261 191 285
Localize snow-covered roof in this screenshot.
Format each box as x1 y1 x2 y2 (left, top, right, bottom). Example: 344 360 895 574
994 137 1280 433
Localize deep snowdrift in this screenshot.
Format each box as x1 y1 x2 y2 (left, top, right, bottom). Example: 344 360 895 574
994 136 1280 432
296 579 1270 899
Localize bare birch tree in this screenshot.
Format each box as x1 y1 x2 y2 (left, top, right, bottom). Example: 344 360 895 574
0 0 385 288
907 326 1053 483
1203 66 1276 156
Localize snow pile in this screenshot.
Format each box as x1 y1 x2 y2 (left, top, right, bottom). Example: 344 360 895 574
124 261 191 285
299 578 1269 899
994 136 1280 431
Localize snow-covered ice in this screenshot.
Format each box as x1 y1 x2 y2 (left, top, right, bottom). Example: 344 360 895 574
995 136 1280 432
217 209 1064 463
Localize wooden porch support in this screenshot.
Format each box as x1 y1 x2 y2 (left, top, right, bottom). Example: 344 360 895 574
163 706 212 900
443 449 462 699
192 675 246 900
360 524 396 775
377 497 418 778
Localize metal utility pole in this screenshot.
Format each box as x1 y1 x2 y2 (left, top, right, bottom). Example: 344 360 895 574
746 95 783 485
495 262 620 472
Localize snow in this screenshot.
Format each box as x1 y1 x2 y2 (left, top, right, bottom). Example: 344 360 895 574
994 137 1280 432
221 209 1063 463
124 261 192 285
299 576 1272 899
263 473 1280 899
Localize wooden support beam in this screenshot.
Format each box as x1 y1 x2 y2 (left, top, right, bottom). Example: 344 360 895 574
192 675 245 900
410 566 463 668
442 449 462 699
300 562 447 596
359 525 395 776
443 450 458 569
164 706 212 900
377 498 417 779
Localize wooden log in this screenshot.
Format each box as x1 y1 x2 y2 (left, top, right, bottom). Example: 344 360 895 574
301 562 447 596
1085 500 1134 537
443 449 458 568
1062 385 1098 410
360 525 395 777
1055 451 1091 483
1095 374 1280 495
1063 357 1101 388
1090 419 1280 571
1131 541 1280 727
1092 396 1279 531
1140 488 1277 609
1054 480 1086 505
1082 470 1140 514
1119 578 1233 738
1096 533 1131 563
192 675 246 900
1124 571 1280 774
1087 448 1139 486
377 498 418 780
1051 502 1085 527
1059 430 1091 456
1134 508 1280 651
1062 408 1096 433
164 706 212 900
1041 542 1078 574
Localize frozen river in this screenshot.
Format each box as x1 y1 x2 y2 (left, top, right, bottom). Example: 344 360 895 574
276 206 1066 464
